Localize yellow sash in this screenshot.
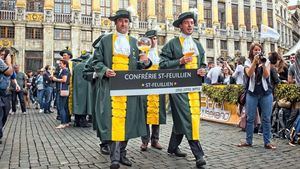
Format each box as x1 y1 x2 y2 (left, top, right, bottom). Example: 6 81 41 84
179 37 200 140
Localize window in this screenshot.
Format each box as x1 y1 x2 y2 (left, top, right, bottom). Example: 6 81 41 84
54 0 71 14
221 40 227 50
204 0 212 28
206 39 213 49
0 0 15 10
25 51 43 72
119 0 129 9
173 0 181 20
270 43 275 52
268 9 273 28
81 30 92 42
234 41 240 50
256 7 262 31
218 2 226 29
26 28 43 39
247 42 252 51
100 0 111 17
81 0 92 16
157 35 165 46
138 0 147 21
0 26 14 38
54 29 71 40
189 0 197 9
156 0 165 23
26 0 43 12
232 4 238 30
244 6 251 31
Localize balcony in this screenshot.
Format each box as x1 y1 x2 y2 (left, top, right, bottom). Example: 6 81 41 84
0 10 15 20
234 30 240 38
54 13 72 23
82 15 92 25
139 21 148 29
220 29 227 37
246 31 252 38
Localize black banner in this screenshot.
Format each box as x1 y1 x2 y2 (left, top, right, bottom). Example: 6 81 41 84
110 69 202 96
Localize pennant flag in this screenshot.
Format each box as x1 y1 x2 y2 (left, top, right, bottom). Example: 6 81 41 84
260 24 280 41
288 0 300 10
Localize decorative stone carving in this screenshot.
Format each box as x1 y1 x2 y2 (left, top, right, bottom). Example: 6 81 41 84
93 13 101 26
16 8 25 21
26 13 44 22
73 11 81 24
0 39 13 47
44 10 53 23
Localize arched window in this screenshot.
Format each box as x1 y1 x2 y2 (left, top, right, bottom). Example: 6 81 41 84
119 0 129 9
26 0 44 12
137 0 147 21
155 0 165 23
100 0 111 17
0 0 15 10
54 0 71 14
173 0 181 20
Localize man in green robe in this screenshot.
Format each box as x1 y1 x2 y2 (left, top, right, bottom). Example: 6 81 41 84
140 30 166 151
72 51 91 127
159 12 207 168
89 9 151 169
83 34 110 155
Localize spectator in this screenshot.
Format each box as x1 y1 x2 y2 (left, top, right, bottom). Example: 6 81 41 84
0 47 14 144
51 59 70 129
268 52 281 91
42 65 53 114
219 66 235 85
276 54 289 82
11 65 27 115
290 53 296 65
207 60 223 84
237 42 276 149
36 69 44 113
232 57 245 85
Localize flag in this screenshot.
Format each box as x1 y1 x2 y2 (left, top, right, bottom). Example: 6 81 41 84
260 24 280 41
288 0 300 10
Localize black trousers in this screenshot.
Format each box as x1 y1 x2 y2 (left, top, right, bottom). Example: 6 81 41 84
0 95 11 139
287 108 300 129
109 141 128 164
168 131 204 160
141 124 160 144
11 90 26 113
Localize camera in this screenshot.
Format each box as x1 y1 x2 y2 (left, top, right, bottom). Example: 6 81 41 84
258 52 267 63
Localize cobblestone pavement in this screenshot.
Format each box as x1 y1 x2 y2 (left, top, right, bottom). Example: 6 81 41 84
0 108 299 169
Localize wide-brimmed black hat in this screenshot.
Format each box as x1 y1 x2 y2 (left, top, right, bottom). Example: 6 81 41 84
145 30 157 38
173 12 196 28
109 9 132 22
60 47 73 58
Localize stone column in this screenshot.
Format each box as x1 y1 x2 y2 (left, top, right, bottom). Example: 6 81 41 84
71 25 81 58
214 38 221 62
43 24 54 66
165 0 174 31
212 0 219 25
182 0 189 12
227 39 235 58
240 40 247 57
72 0 81 24
147 0 157 29
129 0 138 29
197 0 205 29
15 0 26 21
250 0 258 35
92 0 101 27
261 0 268 26
112 0 119 14
44 0 54 23
14 23 26 71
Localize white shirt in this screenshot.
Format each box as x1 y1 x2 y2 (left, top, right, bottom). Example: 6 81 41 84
180 33 199 56
148 48 160 65
114 32 130 56
232 64 244 85
207 66 222 84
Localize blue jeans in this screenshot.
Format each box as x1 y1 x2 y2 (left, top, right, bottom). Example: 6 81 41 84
245 93 273 145
37 89 44 109
43 86 53 111
58 96 68 124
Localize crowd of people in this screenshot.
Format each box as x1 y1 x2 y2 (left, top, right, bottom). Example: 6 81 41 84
0 8 300 169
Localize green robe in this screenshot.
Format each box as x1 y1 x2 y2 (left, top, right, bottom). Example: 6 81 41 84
72 58 91 115
91 33 148 141
159 37 205 140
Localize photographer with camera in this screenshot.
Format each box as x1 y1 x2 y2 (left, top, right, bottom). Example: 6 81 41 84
0 47 14 144
237 43 276 149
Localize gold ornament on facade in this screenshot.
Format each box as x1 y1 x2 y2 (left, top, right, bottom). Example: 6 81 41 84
26 13 44 22
101 19 111 27
159 24 165 31
205 28 214 35
0 39 13 47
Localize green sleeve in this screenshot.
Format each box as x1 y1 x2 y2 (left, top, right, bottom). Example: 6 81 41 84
91 41 108 79
159 41 181 69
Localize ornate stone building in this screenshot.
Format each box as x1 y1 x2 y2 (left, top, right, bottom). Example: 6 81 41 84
0 0 297 72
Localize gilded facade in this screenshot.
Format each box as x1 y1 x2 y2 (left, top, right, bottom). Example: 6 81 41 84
0 0 298 72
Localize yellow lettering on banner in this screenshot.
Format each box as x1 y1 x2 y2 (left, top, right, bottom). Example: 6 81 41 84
111 116 125 141
191 114 200 140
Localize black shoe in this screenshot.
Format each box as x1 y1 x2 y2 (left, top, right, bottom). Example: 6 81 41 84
110 163 120 169
100 146 110 155
196 157 206 168
167 148 187 157
44 110 50 114
56 116 61 120
120 156 132 166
